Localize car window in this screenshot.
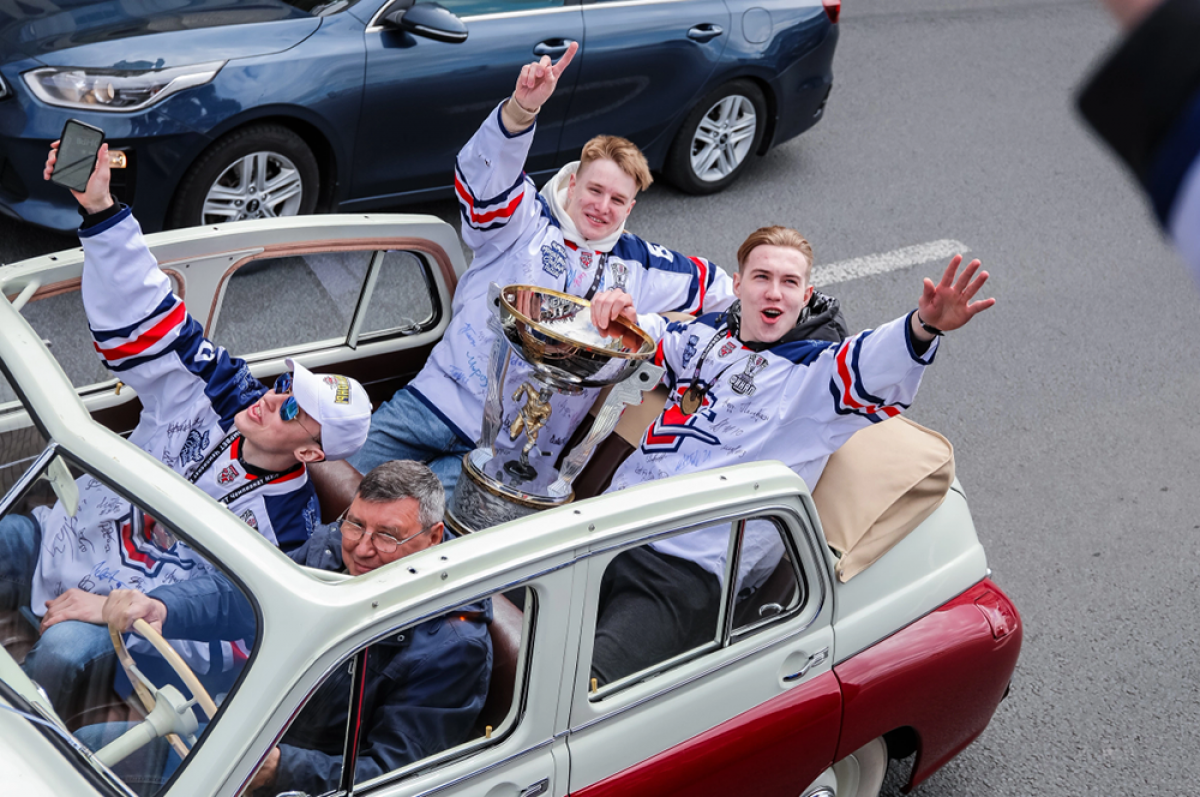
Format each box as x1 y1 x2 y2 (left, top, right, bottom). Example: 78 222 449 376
0 447 259 796
357 250 437 337
213 251 372 356
588 515 805 697
437 0 568 18
1 276 182 407
0 363 51 498
246 586 534 796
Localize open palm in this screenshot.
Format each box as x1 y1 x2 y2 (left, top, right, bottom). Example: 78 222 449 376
917 254 995 332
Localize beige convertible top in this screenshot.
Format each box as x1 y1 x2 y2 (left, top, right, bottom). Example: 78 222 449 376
812 416 954 582
607 388 954 583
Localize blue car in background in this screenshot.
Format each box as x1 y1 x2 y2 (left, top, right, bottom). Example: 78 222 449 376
0 0 839 233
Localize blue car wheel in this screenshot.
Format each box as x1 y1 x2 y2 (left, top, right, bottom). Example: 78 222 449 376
167 124 319 230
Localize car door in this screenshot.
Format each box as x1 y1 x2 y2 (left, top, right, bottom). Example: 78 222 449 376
350 0 585 204
565 507 840 796
558 0 731 160
0 215 465 496
220 567 583 797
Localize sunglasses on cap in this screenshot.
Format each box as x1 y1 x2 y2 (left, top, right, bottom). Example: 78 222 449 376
273 372 321 445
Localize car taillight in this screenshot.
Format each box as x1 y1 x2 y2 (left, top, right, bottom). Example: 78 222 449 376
823 0 841 24
975 590 1019 640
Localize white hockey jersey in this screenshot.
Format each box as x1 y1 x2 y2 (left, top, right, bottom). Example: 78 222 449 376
610 309 939 590
28 209 319 671
406 104 737 462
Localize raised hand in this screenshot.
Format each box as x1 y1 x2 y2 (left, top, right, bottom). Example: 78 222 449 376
917 254 995 333
513 40 578 113
43 140 114 214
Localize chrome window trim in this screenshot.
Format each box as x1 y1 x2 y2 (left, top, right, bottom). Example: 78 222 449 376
366 0 578 31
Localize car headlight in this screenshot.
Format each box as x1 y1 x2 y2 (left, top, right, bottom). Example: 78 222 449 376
22 62 225 112
0 74 10 101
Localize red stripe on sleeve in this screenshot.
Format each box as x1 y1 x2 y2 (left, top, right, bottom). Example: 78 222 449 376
94 301 187 361
835 343 865 410
687 256 709 314
454 175 524 224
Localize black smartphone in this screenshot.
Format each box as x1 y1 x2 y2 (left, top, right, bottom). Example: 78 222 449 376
51 119 105 193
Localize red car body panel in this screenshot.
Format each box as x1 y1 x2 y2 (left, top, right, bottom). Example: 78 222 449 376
833 578 1022 790
571 671 842 797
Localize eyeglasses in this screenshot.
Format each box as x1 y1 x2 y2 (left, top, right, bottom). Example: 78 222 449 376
273 372 321 446
337 511 430 554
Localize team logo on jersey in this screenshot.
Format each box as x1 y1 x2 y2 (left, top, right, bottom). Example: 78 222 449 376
541 242 568 278
730 355 768 396
179 429 210 464
681 334 700 369
218 465 240 485
610 261 628 291
240 509 259 530
718 340 738 358
323 374 352 404
641 384 721 453
580 250 593 269
118 511 196 577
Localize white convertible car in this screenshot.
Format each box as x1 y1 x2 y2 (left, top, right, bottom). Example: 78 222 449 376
0 215 1020 797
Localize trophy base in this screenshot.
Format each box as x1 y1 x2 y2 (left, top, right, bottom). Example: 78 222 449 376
447 452 573 534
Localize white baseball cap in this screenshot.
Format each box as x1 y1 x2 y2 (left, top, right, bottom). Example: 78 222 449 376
285 358 372 461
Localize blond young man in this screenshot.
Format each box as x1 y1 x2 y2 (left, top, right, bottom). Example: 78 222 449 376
347 42 738 491
590 226 994 684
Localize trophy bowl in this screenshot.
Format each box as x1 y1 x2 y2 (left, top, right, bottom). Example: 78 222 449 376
499 285 654 389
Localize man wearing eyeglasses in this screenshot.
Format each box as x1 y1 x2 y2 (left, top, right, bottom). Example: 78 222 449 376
0 145 372 718
96 460 491 795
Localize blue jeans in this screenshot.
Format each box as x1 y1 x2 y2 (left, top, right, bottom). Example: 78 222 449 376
0 513 118 717
0 513 40 611
349 387 473 493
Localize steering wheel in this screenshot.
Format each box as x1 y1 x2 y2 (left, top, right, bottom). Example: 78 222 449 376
109 618 219 759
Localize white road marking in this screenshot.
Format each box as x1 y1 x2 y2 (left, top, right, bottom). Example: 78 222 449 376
812 239 970 287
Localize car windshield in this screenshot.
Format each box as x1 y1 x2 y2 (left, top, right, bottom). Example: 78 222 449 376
0 424 262 795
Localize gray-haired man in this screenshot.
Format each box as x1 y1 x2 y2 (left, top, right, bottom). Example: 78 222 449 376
94 461 493 795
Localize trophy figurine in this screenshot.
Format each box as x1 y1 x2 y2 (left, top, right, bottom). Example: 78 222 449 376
447 284 663 534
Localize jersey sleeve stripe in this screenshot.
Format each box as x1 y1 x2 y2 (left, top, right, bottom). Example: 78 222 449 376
92 300 187 362
686 256 709 314
91 293 178 343
832 334 895 416
453 167 526 228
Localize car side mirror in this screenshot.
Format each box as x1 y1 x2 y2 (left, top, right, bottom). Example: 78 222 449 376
381 2 468 44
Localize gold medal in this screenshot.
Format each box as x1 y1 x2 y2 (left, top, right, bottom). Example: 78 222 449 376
680 383 706 415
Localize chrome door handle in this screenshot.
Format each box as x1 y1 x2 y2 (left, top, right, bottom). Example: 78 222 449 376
687 23 724 43
783 647 829 682
533 39 571 57
520 778 550 797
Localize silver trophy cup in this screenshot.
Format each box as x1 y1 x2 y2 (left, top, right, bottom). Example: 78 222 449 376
447 284 663 534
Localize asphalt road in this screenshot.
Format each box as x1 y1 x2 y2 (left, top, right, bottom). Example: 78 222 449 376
3 1 1197 793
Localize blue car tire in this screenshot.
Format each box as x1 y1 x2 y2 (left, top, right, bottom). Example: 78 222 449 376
167 123 320 230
